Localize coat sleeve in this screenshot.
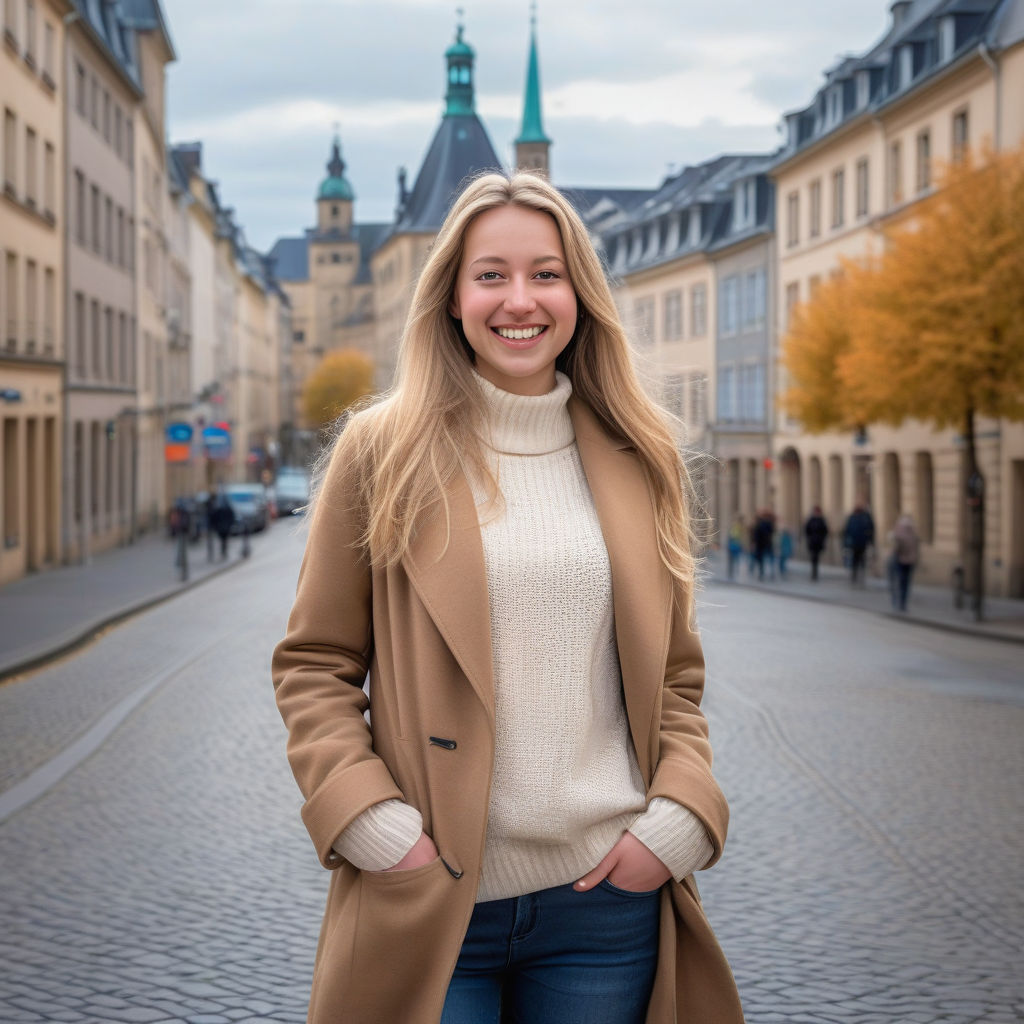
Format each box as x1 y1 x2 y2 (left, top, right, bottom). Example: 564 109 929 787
645 592 730 868
271 429 406 869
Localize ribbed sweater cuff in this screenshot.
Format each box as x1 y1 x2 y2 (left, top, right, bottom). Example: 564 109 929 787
628 797 714 881
331 799 423 871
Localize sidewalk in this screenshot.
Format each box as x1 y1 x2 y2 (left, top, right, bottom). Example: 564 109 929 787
0 528 256 681
705 550 1024 645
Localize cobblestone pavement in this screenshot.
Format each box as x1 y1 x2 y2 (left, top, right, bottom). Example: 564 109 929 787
1 527 1022 1023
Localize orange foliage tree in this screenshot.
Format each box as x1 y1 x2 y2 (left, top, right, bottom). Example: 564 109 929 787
782 144 1024 616
302 349 375 432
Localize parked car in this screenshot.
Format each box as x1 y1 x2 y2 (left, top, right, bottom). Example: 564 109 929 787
273 468 311 515
223 482 270 533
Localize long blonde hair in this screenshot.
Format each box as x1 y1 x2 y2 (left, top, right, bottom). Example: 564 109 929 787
330 172 699 607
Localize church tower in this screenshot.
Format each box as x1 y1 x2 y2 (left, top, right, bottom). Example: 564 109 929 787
514 6 551 176
316 134 355 235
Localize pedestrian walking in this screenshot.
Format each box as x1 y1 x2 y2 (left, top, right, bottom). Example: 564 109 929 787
272 172 742 1024
778 525 793 579
804 505 829 581
208 491 235 560
726 516 744 580
204 492 216 562
843 502 875 586
889 514 920 611
753 508 776 580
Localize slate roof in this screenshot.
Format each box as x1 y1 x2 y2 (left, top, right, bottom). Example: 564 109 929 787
777 0 1017 162
117 0 176 59
598 154 774 277
393 113 503 234
268 222 393 285
70 0 142 92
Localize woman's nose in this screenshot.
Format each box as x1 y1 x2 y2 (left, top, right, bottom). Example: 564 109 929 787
503 279 536 315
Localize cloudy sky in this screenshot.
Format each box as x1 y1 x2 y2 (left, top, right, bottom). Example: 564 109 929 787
162 0 892 252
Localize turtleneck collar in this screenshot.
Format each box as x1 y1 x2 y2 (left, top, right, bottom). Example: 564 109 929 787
472 370 575 455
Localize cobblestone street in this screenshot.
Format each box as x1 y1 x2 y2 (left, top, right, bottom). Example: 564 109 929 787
1 525 1022 1023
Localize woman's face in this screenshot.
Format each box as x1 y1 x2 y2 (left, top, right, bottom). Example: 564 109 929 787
449 204 578 396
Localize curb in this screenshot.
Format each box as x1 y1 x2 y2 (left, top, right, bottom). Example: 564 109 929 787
0 555 245 684
708 576 1024 647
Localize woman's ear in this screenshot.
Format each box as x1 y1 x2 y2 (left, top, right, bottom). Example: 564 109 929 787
448 293 461 319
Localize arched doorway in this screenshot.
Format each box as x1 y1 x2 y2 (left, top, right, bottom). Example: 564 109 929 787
779 447 802 532
882 452 901 532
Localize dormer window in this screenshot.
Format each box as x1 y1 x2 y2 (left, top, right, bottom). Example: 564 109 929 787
856 71 870 109
899 46 913 88
733 179 756 231
827 86 843 126
688 208 702 247
939 17 955 62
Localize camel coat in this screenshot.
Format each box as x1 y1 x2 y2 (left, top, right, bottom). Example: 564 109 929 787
272 396 745 1024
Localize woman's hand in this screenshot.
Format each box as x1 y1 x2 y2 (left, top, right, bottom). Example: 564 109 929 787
573 831 672 893
384 831 439 871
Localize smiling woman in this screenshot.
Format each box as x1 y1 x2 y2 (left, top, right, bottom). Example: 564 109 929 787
272 171 743 1023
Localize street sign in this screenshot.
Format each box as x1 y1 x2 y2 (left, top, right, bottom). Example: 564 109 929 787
165 443 191 463
202 425 232 460
166 422 193 444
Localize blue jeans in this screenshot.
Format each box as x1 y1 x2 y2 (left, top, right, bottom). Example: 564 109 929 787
440 880 662 1024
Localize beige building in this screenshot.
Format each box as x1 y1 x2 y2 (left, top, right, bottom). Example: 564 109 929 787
771 0 1024 595
599 156 773 537
62 1 140 563
130 1 174 531
1 0 71 585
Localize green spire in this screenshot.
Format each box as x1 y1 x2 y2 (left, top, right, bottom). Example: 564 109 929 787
516 7 550 145
444 16 475 117
318 134 355 201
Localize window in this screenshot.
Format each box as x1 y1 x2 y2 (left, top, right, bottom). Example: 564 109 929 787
939 17 955 63
116 208 124 266
24 126 37 208
663 289 683 341
114 106 122 157
809 179 822 238
90 299 100 375
74 292 85 375
104 306 113 379
831 167 845 228
25 0 36 66
125 119 133 166
74 169 85 244
916 129 931 192
690 283 707 337
786 191 799 247
4 253 16 347
740 363 766 423
785 281 800 328
293 329 305 343
3 417 20 546
743 270 764 328
42 19 53 81
3 108 16 191
75 63 86 116
25 259 36 348
118 312 127 382
43 267 54 351
102 90 111 144
856 70 870 109
127 217 134 270
733 179 756 231
952 108 968 163
719 275 739 336
689 374 706 431
856 157 870 218
633 297 655 344
90 74 98 129
104 196 113 261
889 140 903 205
3 0 16 44
43 140 54 216
90 183 100 252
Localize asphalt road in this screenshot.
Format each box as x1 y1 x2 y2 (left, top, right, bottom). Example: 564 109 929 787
1 525 1021 1024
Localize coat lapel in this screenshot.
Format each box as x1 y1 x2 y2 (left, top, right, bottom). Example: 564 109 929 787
402 472 496 721
570 397 673 784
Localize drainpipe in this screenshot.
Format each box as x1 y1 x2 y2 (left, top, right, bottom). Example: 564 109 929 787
978 41 1001 150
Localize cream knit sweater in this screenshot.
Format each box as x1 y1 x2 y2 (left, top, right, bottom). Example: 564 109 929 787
334 372 712 900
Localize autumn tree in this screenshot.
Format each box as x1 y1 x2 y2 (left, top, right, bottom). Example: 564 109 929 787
302 349 375 434
782 144 1024 617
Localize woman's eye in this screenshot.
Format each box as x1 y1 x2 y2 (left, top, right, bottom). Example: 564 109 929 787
535 270 559 280
477 271 502 281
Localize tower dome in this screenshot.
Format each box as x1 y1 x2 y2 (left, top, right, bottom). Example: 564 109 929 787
318 136 355 202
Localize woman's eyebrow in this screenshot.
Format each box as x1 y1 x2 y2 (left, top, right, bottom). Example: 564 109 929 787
468 255 564 269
